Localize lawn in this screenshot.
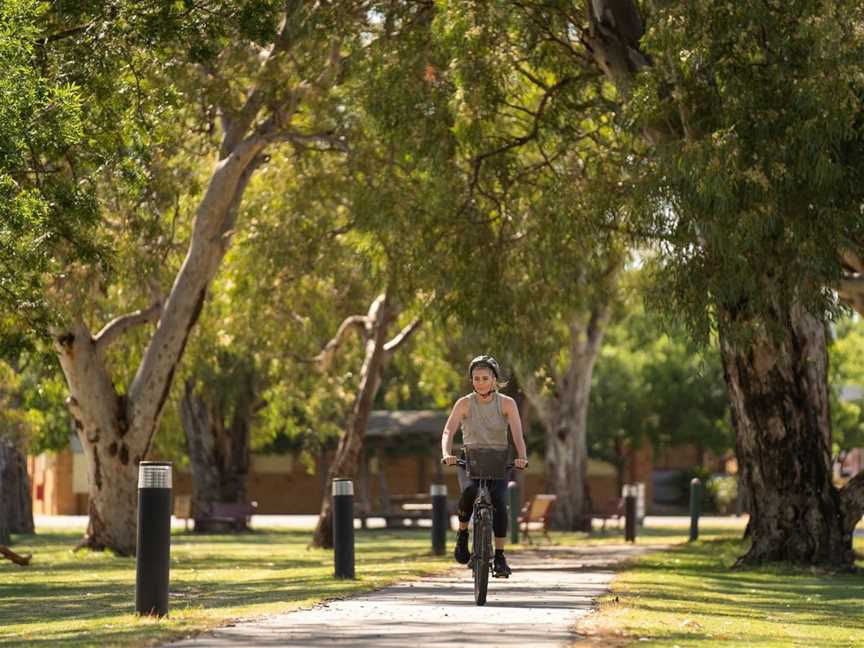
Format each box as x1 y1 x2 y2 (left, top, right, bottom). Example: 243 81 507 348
0 526 455 647
576 534 864 648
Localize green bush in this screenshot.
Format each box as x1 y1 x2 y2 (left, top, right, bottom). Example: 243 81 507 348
706 474 738 514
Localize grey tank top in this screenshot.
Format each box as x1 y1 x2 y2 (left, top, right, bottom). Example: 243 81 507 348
461 392 509 448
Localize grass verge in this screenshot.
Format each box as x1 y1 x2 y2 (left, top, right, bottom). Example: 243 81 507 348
0 526 457 647
575 534 864 648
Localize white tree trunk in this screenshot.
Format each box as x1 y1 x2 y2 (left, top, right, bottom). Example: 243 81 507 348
55 139 266 555
524 305 611 531
311 293 423 548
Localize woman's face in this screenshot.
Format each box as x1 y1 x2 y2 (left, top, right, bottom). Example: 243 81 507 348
472 367 496 396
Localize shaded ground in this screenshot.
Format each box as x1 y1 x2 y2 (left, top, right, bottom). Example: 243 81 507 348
166 544 668 648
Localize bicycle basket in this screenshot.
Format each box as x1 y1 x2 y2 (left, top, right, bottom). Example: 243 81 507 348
464 446 509 480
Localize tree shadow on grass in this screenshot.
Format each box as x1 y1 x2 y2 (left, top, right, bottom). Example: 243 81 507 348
621 538 864 632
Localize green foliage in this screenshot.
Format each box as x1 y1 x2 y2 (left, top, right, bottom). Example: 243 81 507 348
828 315 864 453
0 351 69 452
0 0 102 345
588 272 732 465
627 0 864 342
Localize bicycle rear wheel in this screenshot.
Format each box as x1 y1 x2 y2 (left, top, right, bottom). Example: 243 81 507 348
473 509 492 606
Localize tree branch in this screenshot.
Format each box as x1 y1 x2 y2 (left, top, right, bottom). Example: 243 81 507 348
315 315 370 371
94 301 162 356
220 0 305 157
382 317 422 356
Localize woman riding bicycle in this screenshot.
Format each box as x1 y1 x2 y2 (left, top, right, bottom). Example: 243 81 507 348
441 354 529 577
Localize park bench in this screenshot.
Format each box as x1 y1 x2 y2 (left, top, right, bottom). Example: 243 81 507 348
174 496 257 532
517 494 557 544
592 497 624 532
359 493 455 528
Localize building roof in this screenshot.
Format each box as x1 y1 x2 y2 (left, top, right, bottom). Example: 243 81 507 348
366 410 448 438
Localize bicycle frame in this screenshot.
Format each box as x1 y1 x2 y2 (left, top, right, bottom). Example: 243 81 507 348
447 457 513 606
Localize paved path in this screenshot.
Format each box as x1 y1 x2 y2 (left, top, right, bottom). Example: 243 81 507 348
166 543 666 648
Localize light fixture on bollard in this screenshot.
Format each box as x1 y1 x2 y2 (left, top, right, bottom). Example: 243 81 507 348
332 478 355 579
136 461 172 617
431 483 448 555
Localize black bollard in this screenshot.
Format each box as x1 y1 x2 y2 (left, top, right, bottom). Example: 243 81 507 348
431 483 448 555
136 461 172 617
689 478 702 542
508 481 520 544
624 485 637 543
333 478 355 579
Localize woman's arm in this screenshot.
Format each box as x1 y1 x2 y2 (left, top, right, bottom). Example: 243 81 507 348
441 397 468 464
503 396 529 469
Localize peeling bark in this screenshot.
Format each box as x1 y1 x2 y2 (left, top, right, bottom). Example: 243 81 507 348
720 302 854 568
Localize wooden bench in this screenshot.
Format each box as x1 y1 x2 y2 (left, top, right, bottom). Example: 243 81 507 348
592 497 624 532
174 496 257 532
360 494 455 528
517 494 557 544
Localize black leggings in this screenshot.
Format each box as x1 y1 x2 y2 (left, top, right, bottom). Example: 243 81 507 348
457 478 508 538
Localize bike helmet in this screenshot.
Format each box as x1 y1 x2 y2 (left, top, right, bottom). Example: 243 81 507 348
468 354 500 380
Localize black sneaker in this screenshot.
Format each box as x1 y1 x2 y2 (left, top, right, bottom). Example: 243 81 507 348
454 529 470 564
493 553 512 578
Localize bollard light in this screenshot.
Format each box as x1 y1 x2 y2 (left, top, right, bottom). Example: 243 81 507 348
623 484 637 543
136 461 172 617
689 477 703 542
507 481 520 544
431 483 448 556
332 478 355 579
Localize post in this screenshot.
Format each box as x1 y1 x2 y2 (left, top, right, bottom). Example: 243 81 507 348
508 481 520 544
689 477 702 542
136 461 172 617
624 484 637 543
333 478 355 579
431 483 448 556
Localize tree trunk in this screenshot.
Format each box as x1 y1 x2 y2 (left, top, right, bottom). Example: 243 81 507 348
0 438 35 536
180 378 252 531
312 294 394 548
525 304 611 532
52 131 267 554
0 438 35 544
719 301 855 567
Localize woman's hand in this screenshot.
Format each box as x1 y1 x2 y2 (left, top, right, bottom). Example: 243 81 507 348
442 454 458 465
514 458 529 470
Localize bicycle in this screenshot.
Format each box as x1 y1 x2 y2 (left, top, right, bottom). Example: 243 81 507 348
443 447 515 606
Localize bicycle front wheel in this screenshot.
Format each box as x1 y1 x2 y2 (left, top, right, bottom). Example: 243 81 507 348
473 509 492 606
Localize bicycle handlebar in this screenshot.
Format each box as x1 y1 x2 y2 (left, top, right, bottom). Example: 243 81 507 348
441 458 522 470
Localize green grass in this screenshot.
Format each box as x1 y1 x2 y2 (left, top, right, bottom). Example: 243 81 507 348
0 526 456 647
581 534 864 648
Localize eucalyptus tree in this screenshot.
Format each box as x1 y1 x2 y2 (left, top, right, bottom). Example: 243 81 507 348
0 0 99 545
514 0 864 566
36 1 382 555
177 142 378 527
427 3 635 530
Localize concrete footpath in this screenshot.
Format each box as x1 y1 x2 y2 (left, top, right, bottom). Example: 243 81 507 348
166 543 667 648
